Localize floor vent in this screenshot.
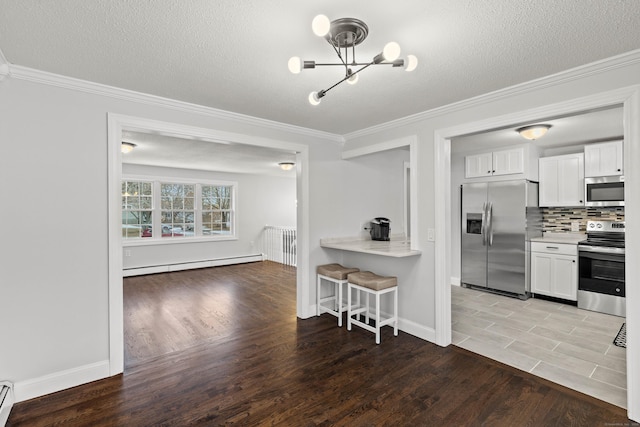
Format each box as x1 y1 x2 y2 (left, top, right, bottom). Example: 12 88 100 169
0 381 14 427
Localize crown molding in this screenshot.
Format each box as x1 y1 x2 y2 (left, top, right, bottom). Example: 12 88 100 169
7 64 344 144
344 48 640 141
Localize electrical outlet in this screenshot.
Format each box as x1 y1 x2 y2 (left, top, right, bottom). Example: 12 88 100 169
427 228 435 241
124 249 132 257
571 222 580 232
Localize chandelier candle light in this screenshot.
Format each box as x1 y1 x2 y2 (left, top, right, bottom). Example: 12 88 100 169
288 15 418 105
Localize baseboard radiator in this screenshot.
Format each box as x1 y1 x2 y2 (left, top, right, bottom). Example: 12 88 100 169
123 254 264 277
263 225 297 267
0 381 14 427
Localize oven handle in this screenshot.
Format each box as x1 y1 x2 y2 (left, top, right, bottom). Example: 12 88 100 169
578 250 625 263
578 245 625 255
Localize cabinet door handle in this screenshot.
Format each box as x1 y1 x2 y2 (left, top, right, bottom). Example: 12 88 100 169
546 246 559 249
617 168 621 172
573 260 576 263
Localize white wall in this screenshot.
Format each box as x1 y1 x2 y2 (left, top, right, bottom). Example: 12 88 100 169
0 74 342 400
340 149 409 238
121 164 296 270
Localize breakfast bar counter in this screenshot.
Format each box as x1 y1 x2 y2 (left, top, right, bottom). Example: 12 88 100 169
320 236 421 258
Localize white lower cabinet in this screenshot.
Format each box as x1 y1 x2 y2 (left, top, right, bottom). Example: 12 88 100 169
530 242 577 301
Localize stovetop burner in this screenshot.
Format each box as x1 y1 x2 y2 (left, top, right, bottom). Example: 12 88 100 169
579 220 625 249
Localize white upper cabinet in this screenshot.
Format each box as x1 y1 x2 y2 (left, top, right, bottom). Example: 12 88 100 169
492 148 525 176
584 140 623 177
539 153 584 207
465 148 524 178
465 152 493 178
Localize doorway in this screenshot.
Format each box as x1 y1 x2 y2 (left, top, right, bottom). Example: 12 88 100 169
434 87 640 416
107 114 310 375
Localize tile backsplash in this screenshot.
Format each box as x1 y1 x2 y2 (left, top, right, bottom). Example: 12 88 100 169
542 207 624 232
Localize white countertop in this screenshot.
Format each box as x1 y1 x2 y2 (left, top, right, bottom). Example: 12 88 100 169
530 232 586 244
320 235 422 258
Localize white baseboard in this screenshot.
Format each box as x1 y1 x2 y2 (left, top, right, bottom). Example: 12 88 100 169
14 360 110 403
398 317 437 343
123 254 264 277
451 276 461 286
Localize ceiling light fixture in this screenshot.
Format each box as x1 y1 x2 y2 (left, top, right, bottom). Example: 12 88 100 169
516 124 552 140
278 162 295 171
121 142 136 153
289 15 418 105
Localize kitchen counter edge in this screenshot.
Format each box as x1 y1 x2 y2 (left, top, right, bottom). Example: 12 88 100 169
530 233 586 245
320 236 422 258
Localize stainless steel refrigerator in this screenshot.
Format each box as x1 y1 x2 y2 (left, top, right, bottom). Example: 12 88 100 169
461 180 542 299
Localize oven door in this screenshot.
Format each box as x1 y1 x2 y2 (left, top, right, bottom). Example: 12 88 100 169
578 247 625 297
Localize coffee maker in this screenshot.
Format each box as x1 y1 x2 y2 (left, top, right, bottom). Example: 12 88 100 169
368 217 390 241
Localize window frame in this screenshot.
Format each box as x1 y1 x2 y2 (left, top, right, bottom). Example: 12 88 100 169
122 175 238 246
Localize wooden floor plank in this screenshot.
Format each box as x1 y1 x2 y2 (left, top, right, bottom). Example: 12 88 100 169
8 261 630 426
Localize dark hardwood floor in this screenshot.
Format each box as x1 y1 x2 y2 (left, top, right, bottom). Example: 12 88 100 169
8 261 630 426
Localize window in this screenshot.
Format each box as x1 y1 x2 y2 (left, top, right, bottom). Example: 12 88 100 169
160 183 195 238
121 177 236 242
201 184 233 235
122 180 153 239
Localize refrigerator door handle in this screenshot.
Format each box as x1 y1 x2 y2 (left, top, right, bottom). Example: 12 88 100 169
487 202 494 246
481 202 487 246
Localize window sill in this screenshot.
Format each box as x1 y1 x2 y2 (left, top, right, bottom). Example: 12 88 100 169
123 235 238 247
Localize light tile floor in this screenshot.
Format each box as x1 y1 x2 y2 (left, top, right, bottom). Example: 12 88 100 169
451 285 627 408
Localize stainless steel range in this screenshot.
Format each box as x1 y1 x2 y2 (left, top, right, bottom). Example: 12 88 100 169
578 220 625 317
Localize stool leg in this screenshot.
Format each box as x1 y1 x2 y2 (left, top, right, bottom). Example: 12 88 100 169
316 275 321 317
394 287 398 337
347 283 352 331
365 292 370 325
375 291 381 344
337 280 343 327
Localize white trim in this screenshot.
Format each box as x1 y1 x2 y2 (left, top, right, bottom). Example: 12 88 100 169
451 277 461 287
345 49 640 140
296 149 312 319
434 85 640 421
403 161 411 239
398 317 436 342
123 255 264 277
108 114 312 375
622 88 640 421
341 135 414 159
9 64 343 144
0 47 9 81
107 115 124 376
14 361 110 403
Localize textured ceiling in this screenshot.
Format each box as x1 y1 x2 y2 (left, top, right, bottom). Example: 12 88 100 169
1 1 639 135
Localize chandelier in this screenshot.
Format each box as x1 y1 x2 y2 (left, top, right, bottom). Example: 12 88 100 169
288 15 418 105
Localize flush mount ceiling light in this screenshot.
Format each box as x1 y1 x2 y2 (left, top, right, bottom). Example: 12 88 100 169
516 124 552 140
289 15 418 105
121 142 136 153
278 162 295 171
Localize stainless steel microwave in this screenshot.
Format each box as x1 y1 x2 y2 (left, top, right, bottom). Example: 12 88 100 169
585 175 624 207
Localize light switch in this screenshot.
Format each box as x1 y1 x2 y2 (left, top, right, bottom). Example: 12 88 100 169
428 228 435 241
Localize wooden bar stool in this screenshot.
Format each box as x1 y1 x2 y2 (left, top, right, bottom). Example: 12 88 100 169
316 263 360 327
347 271 398 344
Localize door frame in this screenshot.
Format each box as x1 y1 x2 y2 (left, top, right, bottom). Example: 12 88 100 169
434 85 640 418
107 113 310 375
